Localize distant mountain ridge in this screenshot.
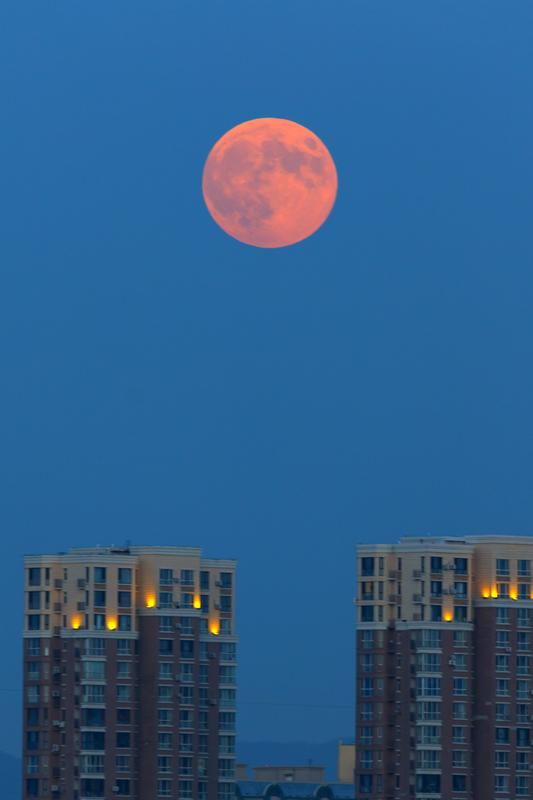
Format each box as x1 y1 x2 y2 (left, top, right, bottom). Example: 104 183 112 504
0 751 20 797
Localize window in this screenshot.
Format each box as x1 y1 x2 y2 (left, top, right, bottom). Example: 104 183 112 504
454 605 467 622
28 568 41 587
157 756 171 773
452 726 466 743
453 630 467 647
82 685 105 704
495 751 509 769
118 568 132 585
117 662 131 679
116 732 131 748
82 708 106 727
361 678 374 698
118 615 131 631
498 582 509 598
496 630 510 647
454 581 467 598
417 653 441 672
117 709 131 724
158 733 172 750
28 615 40 631
430 605 442 622
517 728 530 747
200 571 210 590
430 556 442 572
180 710 194 729
452 751 466 768
518 608 531 627
118 592 131 608
516 751 530 771
518 583 530 599
157 780 172 796
361 606 374 622
454 557 468 575
159 616 172 632
517 680 530 699
430 581 442 597
454 654 467 671
159 663 172 680
516 777 530 796
453 702 467 720
494 775 509 793
361 557 374 577
94 590 106 607
117 685 131 701
496 607 509 625
359 775 373 794
28 592 40 610
94 567 106 584
158 686 172 702
517 655 530 675
518 560 531 577
84 639 105 656
94 614 106 630
452 775 466 792
158 592 173 609
159 569 173 585
179 757 193 776
495 727 510 743
417 702 441 721
83 661 106 680
180 686 194 705
416 677 441 697
495 655 509 672
453 678 467 695
495 703 510 721
496 679 509 697
180 569 194 586
180 640 194 659
158 710 172 727
220 595 232 613
496 558 510 577
81 732 105 750
419 629 441 648
218 712 235 732
117 639 132 655
518 632 530 651
159 639 173 656
27 639 40 657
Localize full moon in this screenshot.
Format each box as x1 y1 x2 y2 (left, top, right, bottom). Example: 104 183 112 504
202 118 338 248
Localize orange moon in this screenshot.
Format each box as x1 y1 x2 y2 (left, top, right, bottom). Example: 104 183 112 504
202 118 337 248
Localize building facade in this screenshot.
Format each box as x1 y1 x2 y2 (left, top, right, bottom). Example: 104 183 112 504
355 535 533 800
22 545 237 800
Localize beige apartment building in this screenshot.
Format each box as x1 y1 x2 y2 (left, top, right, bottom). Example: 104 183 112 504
22 545 237 800
355 535 533 800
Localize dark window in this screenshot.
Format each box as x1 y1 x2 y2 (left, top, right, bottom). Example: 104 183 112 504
452 776 466 791
80 779 105 798
159 569 173 585
430 557 442 573
28 592 40 610
26 708 39 726
454 606 467 622
416 775 441 793
82 708 106 726
94 591 106 607
361 558 374 577
220 572 232 588
430 605 442 622
118 568 132 585
359 775 373 793
28 615 40 631
220 595 232 613
495 727 510 743
94 567 106 584
454 558 468 575
200 571 210 590
180 640 194 659
81 732 105 750
26 779 39 797
118 592 131 608
115 780 131 795
361 606 374 622
28 568 41 587
159 639 173 655
117 709 131 724
116 732 131 748
26 731 39 750
201 595 209 613
181 570 194 586
430 581 442 597
517 728 530 747
118 615 131 631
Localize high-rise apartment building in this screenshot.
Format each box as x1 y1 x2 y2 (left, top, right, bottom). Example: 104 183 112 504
355 536 533 800
22 546 237 800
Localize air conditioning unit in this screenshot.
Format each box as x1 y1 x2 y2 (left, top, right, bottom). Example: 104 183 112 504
53 666 62 675
444 562 455 570
52 720 64 728
52 690 61 698
112 786 120 793
175 623 182 630
174 602 180 608
215 580 222 587
51 745 60 753
505 647 512 653
54 579 63 589
413 594 422 603
173 578 181 584
448 657 456 666
77 579 86 589
51 785 60 793
209 699 217 706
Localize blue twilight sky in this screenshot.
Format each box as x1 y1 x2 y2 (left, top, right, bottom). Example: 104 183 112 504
1 0 533 756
